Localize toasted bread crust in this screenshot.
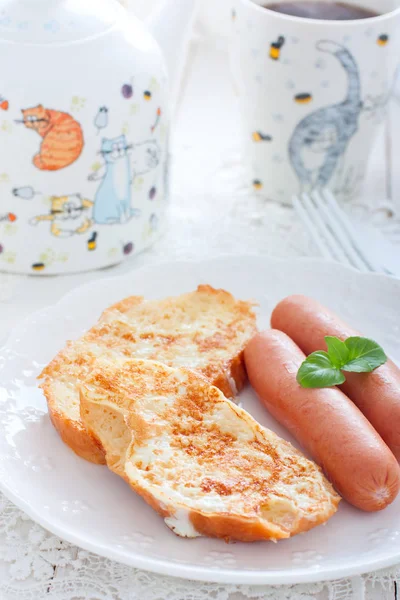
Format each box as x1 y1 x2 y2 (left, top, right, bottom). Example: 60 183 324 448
44 380 106 464
40 286 257 463
101 295 145 316
79 358 340 542
209 352 247 398
116 487 331 542
187 502 336 542
44 351 249 465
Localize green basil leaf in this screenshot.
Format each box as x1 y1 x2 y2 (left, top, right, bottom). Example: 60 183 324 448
324 336 349 368
342 337 387 373
297 351 346 389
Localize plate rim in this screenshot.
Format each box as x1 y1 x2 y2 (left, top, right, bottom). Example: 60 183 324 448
1 254 400 585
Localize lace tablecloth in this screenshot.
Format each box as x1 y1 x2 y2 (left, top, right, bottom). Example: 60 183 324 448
1 28 400 600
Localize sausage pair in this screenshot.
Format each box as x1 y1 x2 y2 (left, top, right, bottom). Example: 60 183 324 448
244 296 400 512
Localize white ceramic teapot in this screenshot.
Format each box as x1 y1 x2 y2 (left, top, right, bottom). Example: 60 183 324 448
0 0 196 274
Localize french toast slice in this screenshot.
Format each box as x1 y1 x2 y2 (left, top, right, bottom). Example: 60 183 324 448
40 286 257 464
79 358 340 542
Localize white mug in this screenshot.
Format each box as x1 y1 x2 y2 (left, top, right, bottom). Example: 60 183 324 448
231 0 400 205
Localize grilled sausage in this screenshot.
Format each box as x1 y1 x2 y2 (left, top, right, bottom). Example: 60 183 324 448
271 295 400 460
245 329 400 511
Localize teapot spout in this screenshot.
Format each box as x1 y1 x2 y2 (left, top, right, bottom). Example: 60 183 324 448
146 0 198 108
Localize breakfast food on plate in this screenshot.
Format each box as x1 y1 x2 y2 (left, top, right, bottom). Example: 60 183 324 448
79 357 340 541
271 295 400 460
40 285 257 464
244 330 400 512
40 276 400 544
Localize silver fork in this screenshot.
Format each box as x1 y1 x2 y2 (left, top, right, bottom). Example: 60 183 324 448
293 189 393 274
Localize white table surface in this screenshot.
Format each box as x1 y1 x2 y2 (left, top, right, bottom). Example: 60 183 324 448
0 24 400 600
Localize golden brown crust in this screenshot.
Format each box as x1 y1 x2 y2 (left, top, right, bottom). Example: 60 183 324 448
100 295 145 318
43 351 249 464
79 358 340 542
189 512 289 542
127 481 171 519
120 482 338 543
42 363 252 464
189 500 338 542
49 405 106 464
44 379 106 464
209 351 248 398
124 478 338 543
40 285 258 463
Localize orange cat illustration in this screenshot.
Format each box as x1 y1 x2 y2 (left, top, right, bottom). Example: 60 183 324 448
20 105 84 171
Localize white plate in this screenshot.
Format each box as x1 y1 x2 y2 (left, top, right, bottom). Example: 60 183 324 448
1 256 400 585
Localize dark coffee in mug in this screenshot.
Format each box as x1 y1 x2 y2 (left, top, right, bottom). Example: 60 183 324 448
264 2 380 20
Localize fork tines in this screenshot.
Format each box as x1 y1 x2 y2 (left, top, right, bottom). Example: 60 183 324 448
293 189 382 273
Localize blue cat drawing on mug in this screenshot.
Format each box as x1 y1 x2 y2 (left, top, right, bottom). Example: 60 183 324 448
289 41 362 192
90 135 139 224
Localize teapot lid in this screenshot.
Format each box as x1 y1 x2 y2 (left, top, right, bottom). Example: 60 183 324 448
0 0 124 44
